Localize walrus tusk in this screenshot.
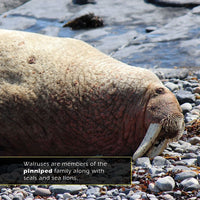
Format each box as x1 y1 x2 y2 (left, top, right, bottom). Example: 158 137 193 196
146 139 169 158
132 123 162 161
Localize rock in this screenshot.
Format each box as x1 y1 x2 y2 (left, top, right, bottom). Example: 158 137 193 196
186 145 199 153
0 0 29 14
181 103 192 114
72 0 96 5
13 195 23 200
164 82 179 92
0 15 37 30
1 188 7 193
39 26 60 36
175 171 197 181
49 185 87 194
146 0 200 8
176 90 196 104
30 185 38 191
106 189 119 196
180 178 200 191
24 197 34 200
182 159 197 166
152 68 189 80
63 193 73 199
172 165 190 173
183 81 199 89
34 188 51 196
194 70 200 79
152 156 171 167
135 157 151 168
149 167 165 177
182 153 197 159
149 183 160 193
19 186 30 190
155 176 175 191
159 194 175 200
129 194 141 200
146 26 157 33
197 156 200 166
185 112 199 123
1 195 12 200
86 187 100 197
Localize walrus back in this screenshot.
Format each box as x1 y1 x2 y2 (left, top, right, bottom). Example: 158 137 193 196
0 29 162 155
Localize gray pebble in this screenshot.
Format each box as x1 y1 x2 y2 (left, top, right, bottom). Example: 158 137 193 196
185 112 199 122
135 157 151 168
183 81 199 88
49 185 87 194
1 195 12 200
129 194 141 200
87 194 97 199
174 147 184 153
149 167 165 177
159 194 175 200
172 165 190 173
165 82 179 91
24 197 34 200
188 136 200 145
119 192 127 198
197 191 200 197
169 142 181 150
179 140 191 151
181 103 192 114
155 176 175 191
107 189 119 196
30 185 37 191
63 193 73 199
152 156 171 167
182 158 197 166
174 190 182 198
115 196 121 200
145 26 157 33
180 178 200 191
149 183 160 193
182 153 197 159
176 90 196 104
197 156 200 166
13 195 23 200
34 188 51 196
1 188 7 193
175 171 197 181
96 196 109 200
86 187 100 197
186 145 199 153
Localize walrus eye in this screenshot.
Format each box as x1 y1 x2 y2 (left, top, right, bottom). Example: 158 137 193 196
155 87 165 94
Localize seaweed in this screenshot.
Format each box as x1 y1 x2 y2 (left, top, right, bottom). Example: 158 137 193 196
63 13 104 30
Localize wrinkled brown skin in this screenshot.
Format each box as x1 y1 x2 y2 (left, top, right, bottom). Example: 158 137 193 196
0 29 184 156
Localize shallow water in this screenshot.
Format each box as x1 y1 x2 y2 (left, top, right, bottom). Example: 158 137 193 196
1 0 200 69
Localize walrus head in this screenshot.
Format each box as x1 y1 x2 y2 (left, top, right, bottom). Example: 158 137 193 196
133 83 184 160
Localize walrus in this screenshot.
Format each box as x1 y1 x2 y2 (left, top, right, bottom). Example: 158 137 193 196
0 29 184 159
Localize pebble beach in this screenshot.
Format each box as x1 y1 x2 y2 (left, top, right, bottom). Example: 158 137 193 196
0 0 200 199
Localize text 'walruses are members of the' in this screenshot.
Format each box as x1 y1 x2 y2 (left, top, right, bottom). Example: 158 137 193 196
0 29 185 159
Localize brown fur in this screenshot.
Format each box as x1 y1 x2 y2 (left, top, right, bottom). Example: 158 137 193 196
0 29 184 155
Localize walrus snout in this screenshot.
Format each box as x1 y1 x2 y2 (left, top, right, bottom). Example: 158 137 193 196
160 112 185 139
